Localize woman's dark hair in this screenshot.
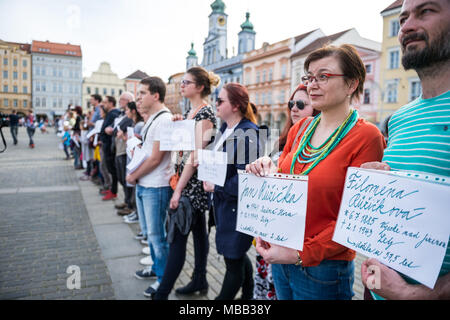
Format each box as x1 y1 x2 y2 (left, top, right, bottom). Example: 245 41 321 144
127 101 143 123
74 106 83 116
187 67 220 98
304 44 366 102
223 83 257 124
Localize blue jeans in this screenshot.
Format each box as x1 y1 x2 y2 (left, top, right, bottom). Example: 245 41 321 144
135 185 171 282
272 260 354 300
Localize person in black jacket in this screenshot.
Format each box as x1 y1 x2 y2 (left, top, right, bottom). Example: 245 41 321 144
100 96 121 200
9 110 19 145
203 83 261 300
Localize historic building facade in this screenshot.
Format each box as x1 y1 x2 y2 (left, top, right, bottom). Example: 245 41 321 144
379 0 420 124
82 62 125 111
31 40 82 119
290 28 381 124
186 0 256 113
165 71 184 114
0 40 32 116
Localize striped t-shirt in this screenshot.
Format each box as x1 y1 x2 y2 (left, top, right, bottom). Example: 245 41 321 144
374 90 450 298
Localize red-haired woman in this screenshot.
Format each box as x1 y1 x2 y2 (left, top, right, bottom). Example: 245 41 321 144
246 44 386 299
254 84 318 300
203 83 261 300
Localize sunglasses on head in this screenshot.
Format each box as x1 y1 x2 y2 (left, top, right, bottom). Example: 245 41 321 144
288 100 305 110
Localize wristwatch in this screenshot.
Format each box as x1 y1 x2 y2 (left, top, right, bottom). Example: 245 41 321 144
295 251 303 266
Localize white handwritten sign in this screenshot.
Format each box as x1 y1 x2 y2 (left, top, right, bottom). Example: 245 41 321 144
333 167 450 289
159 120 196 151
237 172 308 250
197 149 227 187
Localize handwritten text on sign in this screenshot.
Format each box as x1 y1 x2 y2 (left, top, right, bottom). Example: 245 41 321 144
237 172 308 250
197 149 227 187
333 167 450 289
159 120 196 151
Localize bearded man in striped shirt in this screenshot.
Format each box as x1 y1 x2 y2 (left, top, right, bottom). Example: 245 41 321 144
360 0 450 300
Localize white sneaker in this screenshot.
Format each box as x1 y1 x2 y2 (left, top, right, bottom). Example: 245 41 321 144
141 239 148 245
140 255 153 266
142 246 150 255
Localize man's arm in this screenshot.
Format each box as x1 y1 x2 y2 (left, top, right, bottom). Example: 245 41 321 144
362 258 450 300
126 141 166 183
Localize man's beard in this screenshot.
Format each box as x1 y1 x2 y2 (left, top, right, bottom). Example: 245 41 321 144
401 28 450 71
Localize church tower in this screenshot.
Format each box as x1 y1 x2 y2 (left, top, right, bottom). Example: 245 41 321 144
238 12 256 54
202 0 228 67
186 43 198 70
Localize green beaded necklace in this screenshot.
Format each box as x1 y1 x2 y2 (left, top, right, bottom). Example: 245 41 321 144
290 109 358 175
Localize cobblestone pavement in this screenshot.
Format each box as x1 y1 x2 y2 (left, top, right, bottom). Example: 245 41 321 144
0 128 115 299
0 127 366 300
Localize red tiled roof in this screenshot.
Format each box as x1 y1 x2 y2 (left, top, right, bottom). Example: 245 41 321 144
3 41 31 53
31 40 82 57
381 0 403 14
124 70 150 80
294 29 319 43
290 29 351 59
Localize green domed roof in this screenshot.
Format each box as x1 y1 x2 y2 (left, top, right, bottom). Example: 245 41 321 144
240 12 255 32
211 0 225 14
188 43 197 57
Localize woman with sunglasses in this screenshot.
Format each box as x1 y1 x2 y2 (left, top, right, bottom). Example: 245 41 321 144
273 84 320 164
203 83 261 300
246 44 386 300
150 67 219 300
253 84 319 300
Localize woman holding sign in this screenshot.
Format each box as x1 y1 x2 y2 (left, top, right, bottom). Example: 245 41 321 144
246 44 386 300
203 83 261 300
151 67 219 300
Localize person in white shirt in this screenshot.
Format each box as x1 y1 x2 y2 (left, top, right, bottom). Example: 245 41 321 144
126 77 173 297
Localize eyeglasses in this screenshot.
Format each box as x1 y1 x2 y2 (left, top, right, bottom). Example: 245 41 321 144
216 98 227 106
288 100 306 110
181 79 196 86
301 73 345 85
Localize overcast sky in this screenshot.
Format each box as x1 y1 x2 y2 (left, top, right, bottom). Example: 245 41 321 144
1 0 396 82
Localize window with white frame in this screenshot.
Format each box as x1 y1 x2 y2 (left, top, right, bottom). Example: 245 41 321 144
281 64 287 79
390 19 400 37
363 88 371 104
388 48 400 69
409 78 422 101
279 90 285 104
365 64 372 74
385 81 398 103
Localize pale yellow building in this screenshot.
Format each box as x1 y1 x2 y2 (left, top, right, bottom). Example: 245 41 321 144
379 0 421 123
82 62 125 111
0 40 32 116
165 72 184 115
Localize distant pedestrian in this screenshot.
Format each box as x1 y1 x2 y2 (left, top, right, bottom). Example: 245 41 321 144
9 110 19 145
62 125 71 160
25 111 36 148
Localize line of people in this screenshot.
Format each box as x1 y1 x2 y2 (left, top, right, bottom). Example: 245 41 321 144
66 0 449 300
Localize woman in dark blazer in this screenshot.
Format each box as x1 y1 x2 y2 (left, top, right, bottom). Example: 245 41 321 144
204 83 261 300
